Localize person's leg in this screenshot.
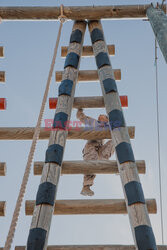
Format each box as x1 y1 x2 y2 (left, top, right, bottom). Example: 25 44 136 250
99 139 115 160
81 143 98 196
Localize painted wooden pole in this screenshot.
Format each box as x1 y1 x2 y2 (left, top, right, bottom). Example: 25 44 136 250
25 199 157 215
26 20 87 250
0 126 135 140
0 5 166 20
34 160 146 175
88 20 157 249
56 69 121 82
61 45 115 57
49 96 128 109
147 5 167 63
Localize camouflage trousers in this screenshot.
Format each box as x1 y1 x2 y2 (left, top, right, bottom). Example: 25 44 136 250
82 140 114 187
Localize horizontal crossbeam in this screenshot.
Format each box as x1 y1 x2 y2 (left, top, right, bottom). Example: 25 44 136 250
14 245 167 250
0 162 6 176
61 45 115 57
0 5 166 20
0 126 135 140
34 160 146 175
56 69 121 82
0 201 6 216
25 199 156 215
0 47 4 57
49 96 128 109
0 71 5 83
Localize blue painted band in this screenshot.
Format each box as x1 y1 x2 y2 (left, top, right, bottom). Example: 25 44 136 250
53 112 68 130
95 52 111 69
27 228 47 250
116 142 135 164
135 225 157 250
36 182 56 206
70 29 82 44
108 109 125 129
90 28 104 44
58 79 73 96
45 144 63 166
103 78 117 93
124 181 145 205
64 52 79 69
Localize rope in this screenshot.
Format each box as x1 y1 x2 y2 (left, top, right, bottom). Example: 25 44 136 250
4 5 66 249
154 39 164 245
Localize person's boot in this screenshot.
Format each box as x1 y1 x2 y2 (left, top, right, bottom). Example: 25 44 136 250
80 185 94 196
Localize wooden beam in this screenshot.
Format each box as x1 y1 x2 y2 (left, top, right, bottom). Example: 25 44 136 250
34 160 146 175
56 69 121 82
0 126 135 140
0 5 166 20
49 96 128 109
0 162 6 176
0 71 5 82
0 46 4 57
26 21 87 250
88 20 156 248
25 199 156 215
0 201 6 216
15 245 167 250
61 45 115 57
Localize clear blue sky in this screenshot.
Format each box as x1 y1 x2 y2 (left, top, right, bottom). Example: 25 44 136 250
0 0 167 248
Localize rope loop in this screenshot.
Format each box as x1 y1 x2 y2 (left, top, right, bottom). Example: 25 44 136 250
58 4 67 23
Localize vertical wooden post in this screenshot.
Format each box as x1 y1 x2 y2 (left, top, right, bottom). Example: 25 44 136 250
26 20 87 250
147 5 167 63
88 20 157 250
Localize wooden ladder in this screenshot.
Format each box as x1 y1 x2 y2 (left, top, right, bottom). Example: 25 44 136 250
23 20 159 250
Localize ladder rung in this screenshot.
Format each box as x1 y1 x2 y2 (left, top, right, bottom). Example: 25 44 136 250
0 201 6 216
0 71 5 83
56 69 121 82
25 199 156 215
0 46 4 58
61 45 115 57
0 126 135 140
49 96 128 109
0 162 6 176
33 160 146 175
15 245 167 250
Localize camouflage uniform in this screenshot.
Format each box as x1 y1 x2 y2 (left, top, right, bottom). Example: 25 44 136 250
77 109 115 196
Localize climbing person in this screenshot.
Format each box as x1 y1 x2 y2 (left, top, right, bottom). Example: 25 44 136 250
76 108 115 196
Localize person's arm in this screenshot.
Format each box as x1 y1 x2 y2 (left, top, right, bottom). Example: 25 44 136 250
99 139 115 159
76 108 97 126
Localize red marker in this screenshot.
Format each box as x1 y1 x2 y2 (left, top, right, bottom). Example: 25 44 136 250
0 98 6 110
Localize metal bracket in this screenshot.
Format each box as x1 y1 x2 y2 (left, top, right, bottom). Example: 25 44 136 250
108 109 125 129
95 52 110 69
124 181 145 205
45 144 63 166
70 29 82 43
36 182 56 206
116 142 135 164
135 225 157 250
103 78 117 93
58 79 73 96
53 112 68 129
27 228 47 250
90 28 104 44
64 52 79 69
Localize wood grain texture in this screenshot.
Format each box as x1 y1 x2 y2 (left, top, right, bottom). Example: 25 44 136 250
15 245 167 250
0 71 5 82
56 69 121 82
0 47 4 57
88 20 155 246
0 201 6 216
0 5 166 20
28 21 87 250
0 162 6 176
61 45 115 57
50 96 128 109
33 160 146 175
0 126 135 140
25 199 156 215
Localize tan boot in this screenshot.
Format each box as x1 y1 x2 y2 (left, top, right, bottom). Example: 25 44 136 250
80 185 94 196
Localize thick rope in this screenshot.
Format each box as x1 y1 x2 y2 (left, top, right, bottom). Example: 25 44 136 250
154 39 164 245
4 6 66 249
